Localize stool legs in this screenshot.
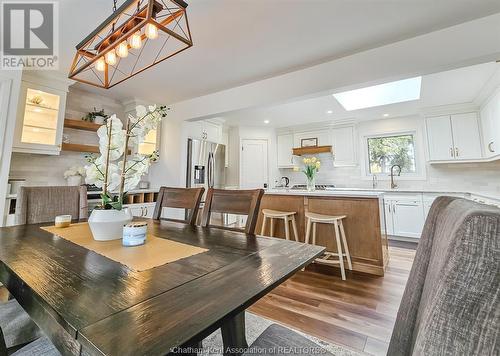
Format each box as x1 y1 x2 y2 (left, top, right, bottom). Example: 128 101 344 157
305 218 312 244
261 216 267 236
270 218 275 236
334 220 346 280
284 216 290 240
312 222 317 245
339 220 352 270
291 216 299 242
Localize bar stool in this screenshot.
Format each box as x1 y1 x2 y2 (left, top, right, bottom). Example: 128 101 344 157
304 212 352 280
261 209 299 241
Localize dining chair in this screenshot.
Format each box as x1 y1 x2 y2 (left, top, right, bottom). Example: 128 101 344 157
15 186 88 225
200 188 264 235
152 187 205 225
0 323 58 356
0 299 42 353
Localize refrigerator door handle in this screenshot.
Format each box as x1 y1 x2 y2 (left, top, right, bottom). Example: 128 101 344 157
207 152 214 188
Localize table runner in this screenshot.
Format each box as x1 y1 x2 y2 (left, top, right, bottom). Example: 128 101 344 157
41 223 208 271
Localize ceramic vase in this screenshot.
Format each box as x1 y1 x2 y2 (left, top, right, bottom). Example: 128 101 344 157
88 208 133 241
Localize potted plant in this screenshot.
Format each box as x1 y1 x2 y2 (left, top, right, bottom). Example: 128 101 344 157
82 108 109 124
84 105 168 241
299 157 321 191
63 166 86 186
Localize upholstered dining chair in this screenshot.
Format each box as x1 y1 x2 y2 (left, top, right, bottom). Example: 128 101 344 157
15 186 88 225
152 187 204 225
200 188 264 235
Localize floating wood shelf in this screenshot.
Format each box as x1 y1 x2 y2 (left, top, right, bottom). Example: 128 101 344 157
62 143 99 153
61 143 132 155
292 145 333 156
64 119 101 131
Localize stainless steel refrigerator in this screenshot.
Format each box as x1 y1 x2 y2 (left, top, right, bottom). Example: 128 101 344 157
186 139 226 196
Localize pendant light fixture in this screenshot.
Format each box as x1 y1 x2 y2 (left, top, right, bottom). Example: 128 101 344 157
68 0 192 89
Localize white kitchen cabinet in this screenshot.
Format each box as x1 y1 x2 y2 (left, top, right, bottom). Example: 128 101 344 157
451 113 482 159
479 87 500 159
184 120 223 143
426 113 482 161
277 133 294 168
13 81 69 155
125 203 156 218
384 194 425 239
331 125 356 167
222 129 229 167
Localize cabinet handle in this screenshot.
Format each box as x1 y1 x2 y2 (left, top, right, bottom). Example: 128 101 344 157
393 204 396 213
450 147 454 157
488 141 495 153
140 207 144 217
145 207 148 216
388 204 391 213
455 148 459 157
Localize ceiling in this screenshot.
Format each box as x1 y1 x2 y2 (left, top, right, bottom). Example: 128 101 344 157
61 0 500 104
221 62 500 127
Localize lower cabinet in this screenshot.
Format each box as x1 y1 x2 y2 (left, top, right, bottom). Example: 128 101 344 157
384 194 425 239
125 203 156 218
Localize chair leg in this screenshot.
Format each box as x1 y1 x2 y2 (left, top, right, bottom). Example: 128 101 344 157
339 219 352 270
312 222 317 245
305 218 311 244
261 216 267 236
270 218 275 237
334 220 346 280
291 215 299 242
284 216 290 240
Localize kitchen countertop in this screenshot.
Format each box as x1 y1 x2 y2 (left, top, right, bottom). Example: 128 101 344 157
265 188 384 198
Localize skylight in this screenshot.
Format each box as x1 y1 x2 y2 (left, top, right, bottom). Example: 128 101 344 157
333 77 422 111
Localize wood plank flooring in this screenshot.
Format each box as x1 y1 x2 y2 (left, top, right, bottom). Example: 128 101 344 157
249 246 416 355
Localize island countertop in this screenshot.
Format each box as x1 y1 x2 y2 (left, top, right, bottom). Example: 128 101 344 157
265 188 384 198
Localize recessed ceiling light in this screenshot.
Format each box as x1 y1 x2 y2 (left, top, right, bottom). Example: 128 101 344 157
264 120 270 124
333 77 422 111
326 110 333 114
383 113 389 117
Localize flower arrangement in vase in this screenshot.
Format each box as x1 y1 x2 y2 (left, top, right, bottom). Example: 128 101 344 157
84 105 168 241
301 157 321 191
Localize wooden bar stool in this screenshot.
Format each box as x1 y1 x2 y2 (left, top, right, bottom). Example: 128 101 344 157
304 212 352 280
261 209 299 241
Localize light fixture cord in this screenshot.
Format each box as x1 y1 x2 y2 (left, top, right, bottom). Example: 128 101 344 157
113 0 117 12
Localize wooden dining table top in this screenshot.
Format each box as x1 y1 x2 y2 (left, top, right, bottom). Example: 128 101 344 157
0 219 324 356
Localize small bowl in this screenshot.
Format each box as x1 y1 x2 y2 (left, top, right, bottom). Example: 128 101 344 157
55 215 72 228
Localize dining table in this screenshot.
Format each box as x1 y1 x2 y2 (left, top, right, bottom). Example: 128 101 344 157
0 219 324 356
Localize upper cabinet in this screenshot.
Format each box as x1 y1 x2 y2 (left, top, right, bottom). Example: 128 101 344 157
479 88 500 159
277 133 294 168
331 125 356 167
13 77 70 155
184 120 223 144
426 112 482 162
293 129 331 148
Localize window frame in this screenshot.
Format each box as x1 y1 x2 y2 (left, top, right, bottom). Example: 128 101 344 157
362 130 424 180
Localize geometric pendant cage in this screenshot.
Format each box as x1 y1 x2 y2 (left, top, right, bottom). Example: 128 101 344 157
68 0 192 89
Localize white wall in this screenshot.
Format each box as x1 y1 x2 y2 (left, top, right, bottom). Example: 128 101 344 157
226 125 281 188
278 115 500 196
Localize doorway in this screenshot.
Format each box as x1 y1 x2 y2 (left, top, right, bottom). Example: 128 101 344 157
240 139 268 189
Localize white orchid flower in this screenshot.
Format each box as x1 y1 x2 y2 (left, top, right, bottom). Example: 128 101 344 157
136 105 147 118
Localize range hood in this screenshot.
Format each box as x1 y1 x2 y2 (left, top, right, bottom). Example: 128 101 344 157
292 145 332 156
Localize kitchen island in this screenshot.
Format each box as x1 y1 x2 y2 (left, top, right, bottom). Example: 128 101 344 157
257 189 388 276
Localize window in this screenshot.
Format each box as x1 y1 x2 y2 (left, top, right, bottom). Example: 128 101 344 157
333 77 422 111
367 134 416 174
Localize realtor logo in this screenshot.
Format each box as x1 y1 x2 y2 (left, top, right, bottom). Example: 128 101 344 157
1 1 59 70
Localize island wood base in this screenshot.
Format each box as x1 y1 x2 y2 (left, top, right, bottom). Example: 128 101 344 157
256 194 389 276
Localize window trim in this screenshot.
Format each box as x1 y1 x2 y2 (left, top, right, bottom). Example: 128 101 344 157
362 130 425 180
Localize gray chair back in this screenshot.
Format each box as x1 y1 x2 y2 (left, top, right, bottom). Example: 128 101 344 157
15 186 88 225
388 197 500 356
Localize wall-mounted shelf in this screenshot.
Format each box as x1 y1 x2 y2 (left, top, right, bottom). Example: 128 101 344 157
292 145 332 156
64 119 101 131
62 143 99 153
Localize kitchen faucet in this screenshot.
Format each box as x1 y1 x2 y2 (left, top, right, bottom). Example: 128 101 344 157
390 165 402 189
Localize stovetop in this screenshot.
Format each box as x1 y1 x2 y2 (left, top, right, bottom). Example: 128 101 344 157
290 184 336 191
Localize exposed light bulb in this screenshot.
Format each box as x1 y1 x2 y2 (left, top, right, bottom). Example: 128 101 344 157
145 23 158 40
105 51 117 66
130 31 142 49
95 57 106 72
116 41 129 58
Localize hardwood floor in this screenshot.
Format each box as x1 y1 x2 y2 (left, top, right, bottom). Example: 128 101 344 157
249 246 416 355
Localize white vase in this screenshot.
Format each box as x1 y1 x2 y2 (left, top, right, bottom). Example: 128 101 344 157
88 209 133 241
67 175 82 186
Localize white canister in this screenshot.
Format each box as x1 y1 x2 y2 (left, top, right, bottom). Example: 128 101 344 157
123 222 147 246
